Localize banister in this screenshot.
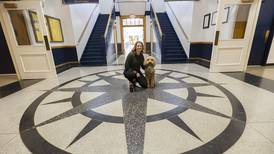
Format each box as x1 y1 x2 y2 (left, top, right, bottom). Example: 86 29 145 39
77 4 99 44
166 2 189 41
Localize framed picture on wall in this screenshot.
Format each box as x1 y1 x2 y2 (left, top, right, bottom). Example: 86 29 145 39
203 13 211 29
45 15 64 42
29 11 43 43
222 6 230 24
211 11 217 26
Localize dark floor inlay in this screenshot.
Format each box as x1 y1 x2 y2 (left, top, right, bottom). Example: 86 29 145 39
224 72 274 93
67 119 102 148
42 97 72 105
19 69 246 154
168 116 203 142
123 94 147 154
0 79 42 99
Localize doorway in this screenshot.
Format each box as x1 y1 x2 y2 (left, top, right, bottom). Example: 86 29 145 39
210 0 262 72
118 16 146 64
0 1 56 79
248 0 274 65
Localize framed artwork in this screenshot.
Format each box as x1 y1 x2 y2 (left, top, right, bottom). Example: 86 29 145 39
45 15 64 42
211 11 217 26
222 6 230 24
29 11 43 43
203 13 211 29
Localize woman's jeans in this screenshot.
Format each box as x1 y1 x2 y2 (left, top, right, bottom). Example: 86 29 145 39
124 69 147 88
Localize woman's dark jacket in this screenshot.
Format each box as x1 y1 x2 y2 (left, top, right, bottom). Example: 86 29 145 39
124 51 145 73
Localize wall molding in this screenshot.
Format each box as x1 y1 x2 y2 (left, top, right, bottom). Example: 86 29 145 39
265 63 274 66
51 45 76 49
0 74 17 76
55 61 79 68
191 42 213 45
188 57 210 68
56 61 79 74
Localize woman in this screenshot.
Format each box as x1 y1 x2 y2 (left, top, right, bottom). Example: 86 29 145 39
123 41 147 92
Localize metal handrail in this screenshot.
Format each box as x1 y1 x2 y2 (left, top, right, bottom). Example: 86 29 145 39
104 4 114 38
77 4 99 43
166 2 189 41
151 4 163 37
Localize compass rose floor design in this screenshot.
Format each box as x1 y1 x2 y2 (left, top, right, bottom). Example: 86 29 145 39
1 64 274 154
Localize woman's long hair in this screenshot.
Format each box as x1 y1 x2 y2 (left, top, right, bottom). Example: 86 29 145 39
131 41 144 54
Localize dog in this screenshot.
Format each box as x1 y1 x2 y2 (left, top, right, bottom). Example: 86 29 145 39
144 56 156 88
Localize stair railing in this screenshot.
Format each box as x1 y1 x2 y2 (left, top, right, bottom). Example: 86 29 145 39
166 2 189 41
77 4 99 44
103 6 116 65
77 4 100 61
150 3 164 61
151 4 163 39
165 2 191 55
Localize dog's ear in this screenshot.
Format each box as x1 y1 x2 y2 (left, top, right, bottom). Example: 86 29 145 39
144 59 147 66
152 57 156 66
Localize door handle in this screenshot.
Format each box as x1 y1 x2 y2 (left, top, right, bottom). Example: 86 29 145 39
43 35 50 51
265 30 270 43
214 31 220 46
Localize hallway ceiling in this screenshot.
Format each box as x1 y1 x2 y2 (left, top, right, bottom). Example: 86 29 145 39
116 0 147 16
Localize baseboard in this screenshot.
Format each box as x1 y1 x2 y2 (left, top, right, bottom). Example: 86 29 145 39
188 57 210 68
54 58 211 73
0 74 17 76
56 61 79 74
265 63 274 66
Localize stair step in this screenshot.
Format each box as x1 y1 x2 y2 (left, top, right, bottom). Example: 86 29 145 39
80 14 109 65
163 38 179 41
164 41 181 44
82 52 105 56
88 40 104 44
164 34 178 37
80 60 106 64
162 57 188 62
163 49 185 53
164 47 184 51
81 56 105 60
84 47 101 50
82 54 104 58
89 37 104 40
164 48 183 51
85 46 102 49
83 52 104 56
81 58 106 62
163 54 186 58
163 32 176 34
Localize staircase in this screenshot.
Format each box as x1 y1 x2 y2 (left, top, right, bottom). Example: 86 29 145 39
157 13 188 63
80 14 109 66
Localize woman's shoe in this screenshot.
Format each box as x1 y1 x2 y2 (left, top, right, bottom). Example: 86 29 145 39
129 84 134 92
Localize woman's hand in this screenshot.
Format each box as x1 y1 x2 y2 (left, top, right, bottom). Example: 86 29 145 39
133 70 140 78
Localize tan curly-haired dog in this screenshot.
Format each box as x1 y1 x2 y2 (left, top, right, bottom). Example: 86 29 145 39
144 56 156 88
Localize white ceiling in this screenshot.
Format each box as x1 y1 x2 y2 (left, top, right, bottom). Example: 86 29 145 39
116 0 148 16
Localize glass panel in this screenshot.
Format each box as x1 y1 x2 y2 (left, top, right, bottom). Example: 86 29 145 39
122 18 144 26
139 19 143 25
123 19 126 25
123 26 144 58
127 19 130 25
8 9 44 46
220 4 251 40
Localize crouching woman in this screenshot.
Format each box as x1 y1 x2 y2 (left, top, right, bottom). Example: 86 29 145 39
123 41 147 92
